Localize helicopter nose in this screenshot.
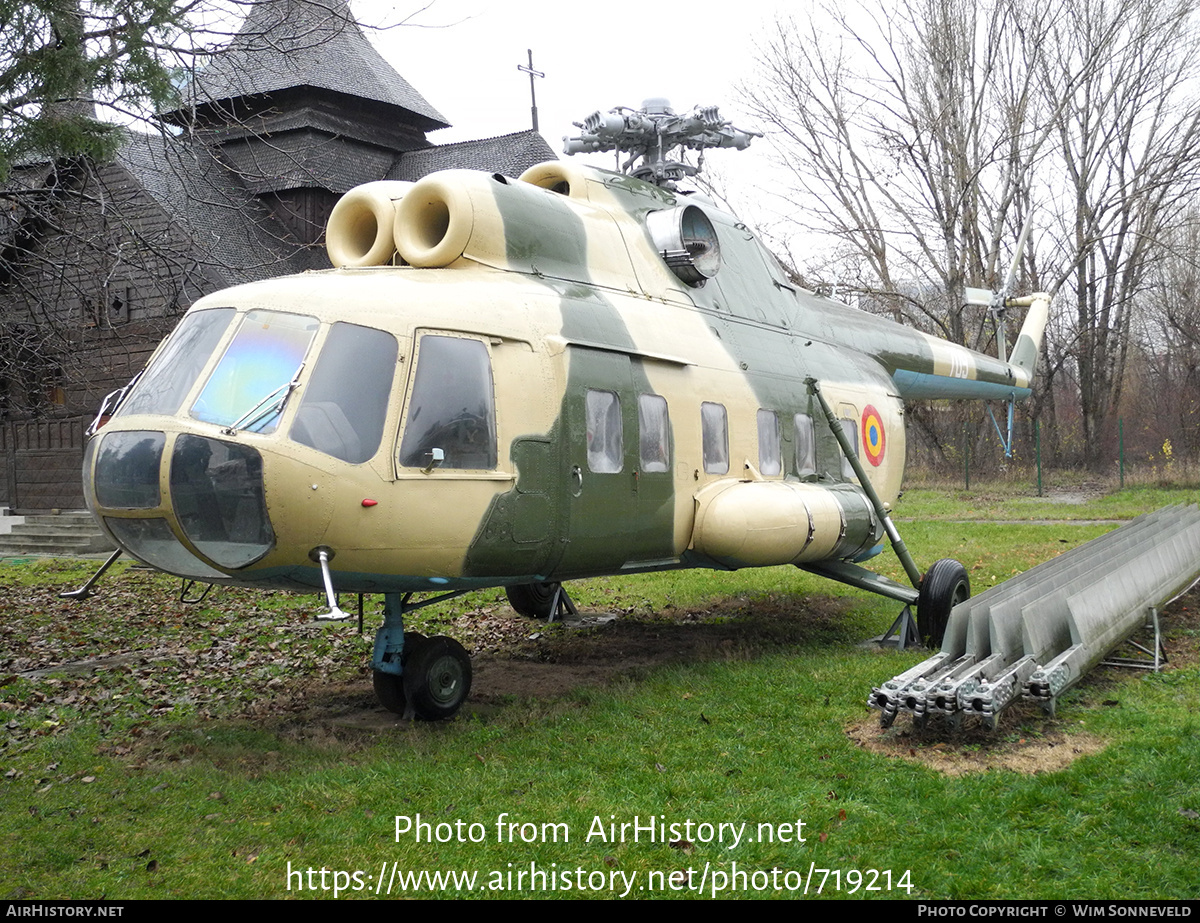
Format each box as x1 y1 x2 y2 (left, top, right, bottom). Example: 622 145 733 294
86 430 275 574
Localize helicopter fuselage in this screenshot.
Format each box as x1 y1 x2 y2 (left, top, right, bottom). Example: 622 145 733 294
83 162 1040 599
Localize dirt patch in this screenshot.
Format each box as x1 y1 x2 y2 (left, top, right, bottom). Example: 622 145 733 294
1043 491 1092 505
1041 481 1109 504
464 593 853 708
845 708 1110 775
184 593 858 737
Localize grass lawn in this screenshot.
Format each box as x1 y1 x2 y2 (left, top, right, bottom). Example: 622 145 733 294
1 486 1197 900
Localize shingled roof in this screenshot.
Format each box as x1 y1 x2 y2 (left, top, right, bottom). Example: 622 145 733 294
166 0 449 131
219 127 398 195
391 131 556 181
115 130 324 284
6 0 558 281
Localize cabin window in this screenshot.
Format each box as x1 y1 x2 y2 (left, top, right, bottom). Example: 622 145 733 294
795 413 816 476
638 394 670 473
757 409 781 476
117 308 235 418
840 418 859 480
290 323 398 463
701 401 729 474
586 389 623 473
398 335 497 469
191 310 319 432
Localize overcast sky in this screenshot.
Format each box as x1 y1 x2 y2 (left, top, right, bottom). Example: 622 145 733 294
362 0 791 225
368 1 779 140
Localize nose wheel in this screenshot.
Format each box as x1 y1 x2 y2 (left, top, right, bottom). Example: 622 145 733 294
373 633 472 720
403 635 472 721
372 591 474 720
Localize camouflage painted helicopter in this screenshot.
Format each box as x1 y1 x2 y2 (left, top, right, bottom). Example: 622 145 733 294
80 100 1049 720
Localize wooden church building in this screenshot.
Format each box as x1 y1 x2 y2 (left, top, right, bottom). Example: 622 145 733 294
0 0 554 512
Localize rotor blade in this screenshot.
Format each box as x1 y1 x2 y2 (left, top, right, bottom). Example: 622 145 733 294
1001 216 1034 303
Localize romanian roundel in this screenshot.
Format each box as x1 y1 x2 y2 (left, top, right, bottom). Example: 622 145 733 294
861 405 886 467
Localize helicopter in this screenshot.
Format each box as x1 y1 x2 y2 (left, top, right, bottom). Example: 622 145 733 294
79 100 1049 721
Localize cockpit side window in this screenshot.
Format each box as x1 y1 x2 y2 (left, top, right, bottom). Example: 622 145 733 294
290 323 398 463
398 335 497 470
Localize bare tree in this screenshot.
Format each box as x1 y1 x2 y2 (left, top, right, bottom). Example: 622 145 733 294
0 137 300 421
1138 208 1200 460
745 0 1051 346
1034 0 1200 468
744 0 1058 470
747 0 1200 470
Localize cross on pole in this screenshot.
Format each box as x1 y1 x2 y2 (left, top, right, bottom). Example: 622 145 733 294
517 49 544 132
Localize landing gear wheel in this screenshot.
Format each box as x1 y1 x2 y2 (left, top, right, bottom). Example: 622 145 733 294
917 559 970 648
505 582 561 619
372 632 427 716
403 635 472 721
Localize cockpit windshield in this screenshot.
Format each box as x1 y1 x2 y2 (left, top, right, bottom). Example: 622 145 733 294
115 308 235 419
191 310 318 432
111 306 401 465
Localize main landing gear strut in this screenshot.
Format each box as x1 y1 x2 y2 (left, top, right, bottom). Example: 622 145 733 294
372 581 574 719
805 378 970 650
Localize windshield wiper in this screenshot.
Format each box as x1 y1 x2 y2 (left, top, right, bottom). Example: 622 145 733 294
223 365 304 435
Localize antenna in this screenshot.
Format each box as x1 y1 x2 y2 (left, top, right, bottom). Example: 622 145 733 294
563 99 759 188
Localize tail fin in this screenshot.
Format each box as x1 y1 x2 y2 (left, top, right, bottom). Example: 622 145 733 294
1007 293 1050 383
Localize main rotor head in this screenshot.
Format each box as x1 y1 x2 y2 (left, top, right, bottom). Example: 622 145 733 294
563 98 758 188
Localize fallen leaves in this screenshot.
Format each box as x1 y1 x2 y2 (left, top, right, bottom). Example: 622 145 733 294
2 569 591 751
1 571 379 746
